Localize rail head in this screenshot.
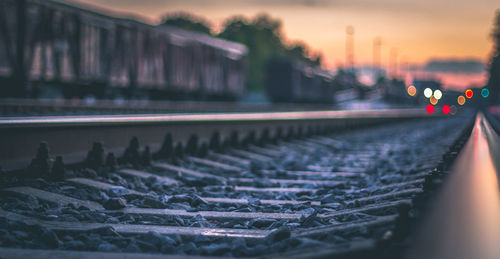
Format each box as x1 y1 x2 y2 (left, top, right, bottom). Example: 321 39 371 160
0 108 434 128
407 112 500 259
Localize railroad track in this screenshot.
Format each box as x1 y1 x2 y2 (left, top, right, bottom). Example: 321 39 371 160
0 98 338 116
0 109 478 258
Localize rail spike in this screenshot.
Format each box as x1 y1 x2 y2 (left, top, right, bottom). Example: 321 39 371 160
141 146 152 166
198 142 208 157
28 142 52 179
230 131 239 148
185 135 199 156
153 133 173 159
258 128 270 146
174 142 184 158
106 152 117 171
209 132 221 151
51 156 66 181
85 142 105 169
120 137 141 167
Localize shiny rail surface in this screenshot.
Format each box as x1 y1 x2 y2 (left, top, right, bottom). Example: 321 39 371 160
407 113 500 259
0 109 428 126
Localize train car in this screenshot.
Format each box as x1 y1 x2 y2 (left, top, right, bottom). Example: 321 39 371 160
0 0 247 100
382 78 408 104
308 69 334 103
265 57 334 104
0 0 17 84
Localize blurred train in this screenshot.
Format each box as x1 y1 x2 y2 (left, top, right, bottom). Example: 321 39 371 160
382 78 445 106
265 58 336 104
382 78 412 104
0 0 247 100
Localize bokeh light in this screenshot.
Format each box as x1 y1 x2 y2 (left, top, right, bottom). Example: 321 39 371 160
426 104 435 114
450 105 458 115
442 105 450 114
407 85 417 96
458 95 466 105
482 88 490 98
424 88 433 98
433 89 442 100
465 89 473 99
430 96 438 105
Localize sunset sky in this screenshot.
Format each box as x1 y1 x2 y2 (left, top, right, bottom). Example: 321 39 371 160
69 0 498 89
74 0 498 69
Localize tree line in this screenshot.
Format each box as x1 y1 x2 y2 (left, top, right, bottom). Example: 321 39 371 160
488 11 500 101
162 13 323 92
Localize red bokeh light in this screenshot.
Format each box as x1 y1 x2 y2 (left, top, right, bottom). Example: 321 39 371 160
465 89 473 99
443 105 450 114
426 104 435 114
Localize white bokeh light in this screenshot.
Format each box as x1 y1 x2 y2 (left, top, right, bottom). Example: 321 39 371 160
424 88 433 98
434 89 443 100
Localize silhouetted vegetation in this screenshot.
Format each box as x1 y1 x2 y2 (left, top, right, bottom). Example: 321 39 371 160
161 13 322 92
161 13 212 35
488 10 500 100
218 14 322 91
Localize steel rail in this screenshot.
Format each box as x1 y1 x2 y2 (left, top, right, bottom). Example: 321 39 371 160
406 112 500 259
0 98 337 115
0 109 434 171
0 108 429 127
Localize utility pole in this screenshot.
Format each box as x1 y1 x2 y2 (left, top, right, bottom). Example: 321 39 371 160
345 26 354 72
389 48 398 78
373 37 381 79
400 56 409 83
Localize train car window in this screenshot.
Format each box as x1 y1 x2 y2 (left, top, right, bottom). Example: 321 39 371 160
0 36 10 76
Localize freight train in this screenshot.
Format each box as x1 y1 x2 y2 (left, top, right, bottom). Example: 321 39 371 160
265 58 335 104
0 0 341 104
0 0 247 100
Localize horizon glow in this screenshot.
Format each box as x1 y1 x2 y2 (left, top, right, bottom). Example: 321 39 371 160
69 0 494 89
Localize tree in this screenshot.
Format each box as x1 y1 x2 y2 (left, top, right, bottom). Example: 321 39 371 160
160 13 212 35
487 10 500 101
218 14 286 91
287 42 307 61
160 12 323 92
311 53 323 66
218 14 321 91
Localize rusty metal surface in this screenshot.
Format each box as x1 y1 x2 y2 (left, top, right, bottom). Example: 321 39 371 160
347 188 422 206
62 177 324 206
187 156 242 172
0 247 219 259
0 209 272 240
3 186 103 210
292 215 398 238
117 169 180 185
66 178 143 196
117 208 304 221
228 177 345 186
153 162 227 182
318 199 412 219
